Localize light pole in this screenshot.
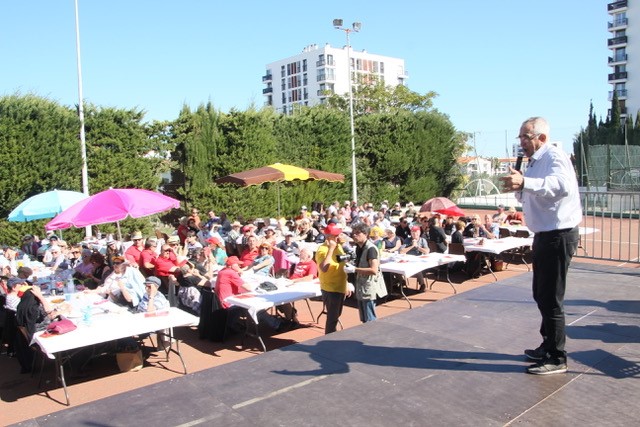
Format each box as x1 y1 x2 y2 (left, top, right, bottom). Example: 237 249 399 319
333 19 361 205
74 0 90 237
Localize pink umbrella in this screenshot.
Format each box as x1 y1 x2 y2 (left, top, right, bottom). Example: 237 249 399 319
46 188 180 231
419 197 457 213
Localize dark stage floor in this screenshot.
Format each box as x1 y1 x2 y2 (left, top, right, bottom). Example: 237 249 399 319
15 262 640 426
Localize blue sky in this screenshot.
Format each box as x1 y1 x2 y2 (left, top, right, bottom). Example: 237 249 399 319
1 1 610 158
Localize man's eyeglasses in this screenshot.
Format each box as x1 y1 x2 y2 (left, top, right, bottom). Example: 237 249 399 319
517 133 539 141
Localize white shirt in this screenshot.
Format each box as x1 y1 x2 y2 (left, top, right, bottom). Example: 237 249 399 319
516 143 582 233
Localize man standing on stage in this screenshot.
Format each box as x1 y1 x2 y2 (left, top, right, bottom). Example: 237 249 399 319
500 116 582 375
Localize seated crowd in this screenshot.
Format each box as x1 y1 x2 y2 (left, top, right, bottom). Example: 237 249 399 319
0 201 525 362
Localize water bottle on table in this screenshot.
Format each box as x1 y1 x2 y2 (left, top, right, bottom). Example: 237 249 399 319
82 305 92 325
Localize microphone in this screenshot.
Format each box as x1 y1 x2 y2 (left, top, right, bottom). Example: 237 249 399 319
514 156 523 171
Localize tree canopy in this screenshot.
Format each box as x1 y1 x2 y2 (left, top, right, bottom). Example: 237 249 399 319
0 88 466 245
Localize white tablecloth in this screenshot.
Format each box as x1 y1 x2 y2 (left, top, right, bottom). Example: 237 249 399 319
463 236 533 255
33 306 198 358
380 253 465 277
225 279 321 324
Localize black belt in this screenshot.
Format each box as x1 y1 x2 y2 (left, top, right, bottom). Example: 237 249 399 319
535 226 578 236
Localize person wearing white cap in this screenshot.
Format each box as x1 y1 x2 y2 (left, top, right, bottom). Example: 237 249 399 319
296 206 310 220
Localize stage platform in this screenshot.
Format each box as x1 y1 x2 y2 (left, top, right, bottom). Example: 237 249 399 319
15 262 640 426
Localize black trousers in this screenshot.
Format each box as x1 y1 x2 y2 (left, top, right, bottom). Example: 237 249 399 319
531 227 579 363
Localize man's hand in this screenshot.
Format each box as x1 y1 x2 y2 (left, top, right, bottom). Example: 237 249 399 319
499 167 524 192
346 282 355 298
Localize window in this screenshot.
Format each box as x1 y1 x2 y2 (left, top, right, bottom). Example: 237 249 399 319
326 68 335 81
327 54 334 66
317 68 326 82
380 62 385 73
303 73 308 86
281 65 285 77
303 59 307 72
615 48 627 61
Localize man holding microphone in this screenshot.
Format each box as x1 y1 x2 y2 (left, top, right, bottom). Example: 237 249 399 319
500 117 582 375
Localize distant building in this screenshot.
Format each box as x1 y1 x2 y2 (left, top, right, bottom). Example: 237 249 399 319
459 156 529 177
262 44 408 114
607 1 634 120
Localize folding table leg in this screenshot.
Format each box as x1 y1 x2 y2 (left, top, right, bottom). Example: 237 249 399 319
56 355 70 406
399 277 412 309
241 316 267 353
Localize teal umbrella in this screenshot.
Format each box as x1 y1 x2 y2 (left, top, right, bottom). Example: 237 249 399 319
8 189 88 222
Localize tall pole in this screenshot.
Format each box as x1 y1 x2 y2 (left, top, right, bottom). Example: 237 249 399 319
74 0 91 237
334 19 360 205
346 30 358 205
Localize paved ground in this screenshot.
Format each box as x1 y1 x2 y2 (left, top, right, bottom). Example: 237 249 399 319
8 261 640 426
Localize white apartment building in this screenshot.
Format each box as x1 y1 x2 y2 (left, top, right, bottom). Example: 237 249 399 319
607 0 638 119
262 43 408 113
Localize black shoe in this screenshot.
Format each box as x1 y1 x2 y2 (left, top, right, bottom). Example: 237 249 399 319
524 346 547 361
527 359 568 375
419 284 426 292
276 319 293 333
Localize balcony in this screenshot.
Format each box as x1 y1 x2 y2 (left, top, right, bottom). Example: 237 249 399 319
608 36 628 46
608 1 627 11
262 87 273 94
262 73 272 82
608 18 628 29
609 54 628 63
608 107 627 117
316 59 325 67
608 72 628 81
608 89 628 100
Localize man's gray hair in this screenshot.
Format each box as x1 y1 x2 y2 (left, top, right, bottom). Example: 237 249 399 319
522 116 550 138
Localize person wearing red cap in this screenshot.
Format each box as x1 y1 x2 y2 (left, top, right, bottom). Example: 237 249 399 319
400 225 430 291
214 256 247 309
315 222 349 334
206 236 228 266
215 256 290 332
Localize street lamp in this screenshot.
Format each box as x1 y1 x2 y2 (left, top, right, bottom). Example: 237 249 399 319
74 0 90 237
333 19 361 205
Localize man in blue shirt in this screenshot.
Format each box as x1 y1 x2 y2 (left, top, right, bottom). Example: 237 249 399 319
501 117 582 375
